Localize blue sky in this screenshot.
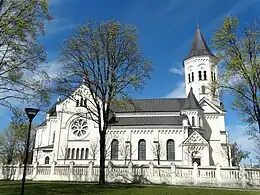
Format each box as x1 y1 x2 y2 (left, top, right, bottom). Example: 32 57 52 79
0 0 259 164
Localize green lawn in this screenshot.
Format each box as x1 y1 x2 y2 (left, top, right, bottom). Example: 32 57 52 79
0 181 259 195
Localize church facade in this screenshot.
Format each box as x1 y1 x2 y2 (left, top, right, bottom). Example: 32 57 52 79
33 27 231 167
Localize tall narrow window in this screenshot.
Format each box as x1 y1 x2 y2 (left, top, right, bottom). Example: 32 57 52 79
167 140 175 161
214 73 216 81
111 139 119 160
199 117 202 127
201 85 205 94
45 156 50 164
192 72 194 82
52 132 55 144
84 99 87 107
81 148 84 159
80 98 84 106
188 74 191 83
203 71 207 80
198 71 202 80
71 148 75 159
85 148 89 159
76 148 79 159
76 99 79 107
192 117 195 126
67 148 71 159
138 139 146 160
211 71 213 81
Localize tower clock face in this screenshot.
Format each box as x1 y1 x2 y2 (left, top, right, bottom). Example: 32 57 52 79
70 118 89 139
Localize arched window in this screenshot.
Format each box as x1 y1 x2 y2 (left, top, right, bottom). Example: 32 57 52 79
81 148 84 159
214 73 216 81
188 74 191 83
199 117 202 127
45 156 50 164
76 148 80 159
76 99 79 107
80 98 84 106
211 71 213 81
138 139 146 160
111 139 119 160
167 140 175 161
192 117 195 126
203 71 207 80
201 85 205 94
84 99 87 107
85 148 89 159
52 132 55 144
191 72 194 82
71 148 75 159
198 71 202 80
67 148 71 159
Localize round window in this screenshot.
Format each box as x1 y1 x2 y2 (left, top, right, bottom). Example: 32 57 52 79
71 118 88 139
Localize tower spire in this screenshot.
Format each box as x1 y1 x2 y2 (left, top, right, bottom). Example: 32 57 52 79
185 27 214 60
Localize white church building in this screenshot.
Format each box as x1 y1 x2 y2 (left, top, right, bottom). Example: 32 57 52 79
33 27 230 167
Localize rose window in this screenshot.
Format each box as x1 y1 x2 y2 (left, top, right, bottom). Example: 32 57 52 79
71 118 88 138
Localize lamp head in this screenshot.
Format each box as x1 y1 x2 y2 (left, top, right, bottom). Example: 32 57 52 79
25 108 40 121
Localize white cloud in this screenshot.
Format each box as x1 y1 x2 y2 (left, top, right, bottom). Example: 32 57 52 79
165 81 185 98
169 67 183 75
40 60 62 79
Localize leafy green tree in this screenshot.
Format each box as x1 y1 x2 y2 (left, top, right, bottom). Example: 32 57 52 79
230 142 250 166
0 110 35 164
0 0 51 112
53 20 151 184
213 16 260 133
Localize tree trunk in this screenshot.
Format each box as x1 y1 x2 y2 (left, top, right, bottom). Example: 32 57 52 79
99 134 106 184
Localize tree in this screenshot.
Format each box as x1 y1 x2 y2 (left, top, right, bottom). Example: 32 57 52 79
151 141 164 165
0 0 51 112
89 139 99 163
230 142 250 166
0 110 36 164
213 16 260 133
252 134 260 164
119 140 135 165
53 20 151 184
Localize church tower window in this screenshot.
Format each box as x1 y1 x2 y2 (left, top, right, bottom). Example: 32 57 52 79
198 71 202 80
191 72 194 82
203 71 207 80
138 139 146 160
167 139 175 161
201 85 205 94
192 117 195 126
111 139 119 160
188 74 191 83
214 72 216 81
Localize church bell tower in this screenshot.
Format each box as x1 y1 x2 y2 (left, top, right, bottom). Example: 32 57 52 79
183 26 220 106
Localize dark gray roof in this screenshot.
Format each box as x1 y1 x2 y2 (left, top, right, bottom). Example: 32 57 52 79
185 27 214 60
47 102 58 117
112 98 186 113
182 88 203 110
111 116 182 126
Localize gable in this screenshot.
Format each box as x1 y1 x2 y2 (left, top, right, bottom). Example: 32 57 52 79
199 98 222 114
183 131 208 145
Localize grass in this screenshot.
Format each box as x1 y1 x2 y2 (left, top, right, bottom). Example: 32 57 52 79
0 181 259 195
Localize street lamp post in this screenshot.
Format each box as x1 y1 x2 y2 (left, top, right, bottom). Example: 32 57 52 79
20 108 39 195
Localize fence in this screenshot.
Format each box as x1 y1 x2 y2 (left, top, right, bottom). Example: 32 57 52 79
0 161 260 188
